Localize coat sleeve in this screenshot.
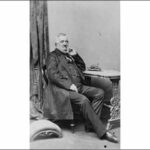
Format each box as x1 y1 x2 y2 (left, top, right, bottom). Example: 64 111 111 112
72 53 86 71
46 54 73 90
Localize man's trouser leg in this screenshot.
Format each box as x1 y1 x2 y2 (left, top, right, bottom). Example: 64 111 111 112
80 85 111 126
90 77 113 105
80 85 105 117
69 91 106 138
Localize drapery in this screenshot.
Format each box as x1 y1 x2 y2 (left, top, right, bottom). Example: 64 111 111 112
30 0 49 118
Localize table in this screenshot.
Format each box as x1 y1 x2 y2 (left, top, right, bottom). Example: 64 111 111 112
83 70 120 127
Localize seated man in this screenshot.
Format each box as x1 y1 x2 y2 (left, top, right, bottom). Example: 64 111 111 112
46 33 118 143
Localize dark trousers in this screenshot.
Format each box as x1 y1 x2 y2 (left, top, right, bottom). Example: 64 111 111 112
90 77 113 123
69 85 107 138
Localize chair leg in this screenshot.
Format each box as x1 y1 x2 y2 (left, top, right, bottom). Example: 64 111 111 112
70 120 75 133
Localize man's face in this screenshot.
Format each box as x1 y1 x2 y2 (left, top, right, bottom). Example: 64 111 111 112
56 35 69 53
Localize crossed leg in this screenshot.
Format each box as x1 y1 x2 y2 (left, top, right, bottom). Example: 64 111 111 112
69 90 106 138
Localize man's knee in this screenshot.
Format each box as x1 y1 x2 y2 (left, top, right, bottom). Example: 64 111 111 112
104 81 113 101
106 81 113 93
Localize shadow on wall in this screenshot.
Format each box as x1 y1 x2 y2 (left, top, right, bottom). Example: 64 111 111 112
48 1 120 70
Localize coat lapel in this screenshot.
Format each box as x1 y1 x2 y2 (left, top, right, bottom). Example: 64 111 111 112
54 49 85 80
55 49 72 74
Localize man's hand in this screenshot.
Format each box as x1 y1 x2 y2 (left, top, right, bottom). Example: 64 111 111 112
70 84 78 92
68 48 77 56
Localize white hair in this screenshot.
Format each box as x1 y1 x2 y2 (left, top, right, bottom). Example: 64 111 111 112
55 33 68 46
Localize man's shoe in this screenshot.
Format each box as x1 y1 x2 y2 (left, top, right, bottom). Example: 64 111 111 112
101 132 118 143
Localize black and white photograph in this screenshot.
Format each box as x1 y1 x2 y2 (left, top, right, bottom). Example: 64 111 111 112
1 0 150 149
30 1 120 149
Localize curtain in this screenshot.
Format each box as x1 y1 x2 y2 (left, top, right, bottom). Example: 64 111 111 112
30 0 49 119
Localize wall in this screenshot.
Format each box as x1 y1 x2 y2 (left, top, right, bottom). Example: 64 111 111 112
48 1 120 70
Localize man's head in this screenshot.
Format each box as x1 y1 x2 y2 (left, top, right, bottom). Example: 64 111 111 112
55 33 69 53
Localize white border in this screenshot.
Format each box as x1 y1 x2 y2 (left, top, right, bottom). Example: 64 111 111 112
121 1 150 149
0 1 150 149
0 1 29 149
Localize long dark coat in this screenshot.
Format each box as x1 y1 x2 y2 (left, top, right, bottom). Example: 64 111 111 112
43 49 86 120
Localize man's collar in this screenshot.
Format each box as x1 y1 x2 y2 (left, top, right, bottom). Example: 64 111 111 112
55 48 69 56
55 48 74 62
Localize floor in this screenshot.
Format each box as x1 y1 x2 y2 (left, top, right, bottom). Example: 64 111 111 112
30 121 120 149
